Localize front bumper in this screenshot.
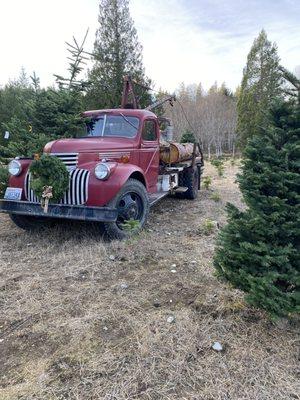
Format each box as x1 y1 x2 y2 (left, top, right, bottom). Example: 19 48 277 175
0 200 118 222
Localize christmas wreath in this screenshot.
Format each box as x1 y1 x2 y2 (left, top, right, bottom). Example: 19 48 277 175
29 154 69 206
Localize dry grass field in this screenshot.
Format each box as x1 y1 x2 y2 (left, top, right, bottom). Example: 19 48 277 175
0 162 299 400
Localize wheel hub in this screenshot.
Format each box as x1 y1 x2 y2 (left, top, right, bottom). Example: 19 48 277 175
117 192 142 224
126 204 138 219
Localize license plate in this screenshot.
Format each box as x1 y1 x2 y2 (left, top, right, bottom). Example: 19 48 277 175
4 187 22 201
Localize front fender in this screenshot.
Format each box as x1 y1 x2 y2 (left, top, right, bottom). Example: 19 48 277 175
85 163 148 207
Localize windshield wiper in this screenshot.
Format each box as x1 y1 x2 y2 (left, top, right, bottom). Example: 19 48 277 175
119 112 138 130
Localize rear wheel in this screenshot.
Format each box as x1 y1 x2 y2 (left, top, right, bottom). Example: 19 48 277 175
102 179 149 240
178 166 200 200
9 214 54 231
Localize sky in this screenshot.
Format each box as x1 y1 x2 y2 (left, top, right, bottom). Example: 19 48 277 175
0 0 299 92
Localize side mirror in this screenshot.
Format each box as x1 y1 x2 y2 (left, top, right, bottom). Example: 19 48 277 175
4 131 10 140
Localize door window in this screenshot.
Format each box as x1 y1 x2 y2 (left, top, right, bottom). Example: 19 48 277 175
142 120 157 141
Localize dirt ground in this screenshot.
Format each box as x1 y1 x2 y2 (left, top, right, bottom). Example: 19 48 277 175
0 162 299 400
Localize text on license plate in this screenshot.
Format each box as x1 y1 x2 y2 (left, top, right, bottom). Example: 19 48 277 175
4 187 22 201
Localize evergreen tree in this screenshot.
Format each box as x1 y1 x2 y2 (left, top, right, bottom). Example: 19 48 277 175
0 164 9 198
0 32 90 162
0 117 49 161
54 30 90 92
0 73 34 131
31 88 83 139
0 72 84 161
237 30 283 146
0 70 37 159
214 101 300 317
180 130 196 143
85 0 151 109
220 82 233 97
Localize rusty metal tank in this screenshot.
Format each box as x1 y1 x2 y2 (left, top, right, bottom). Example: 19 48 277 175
159 142 199 164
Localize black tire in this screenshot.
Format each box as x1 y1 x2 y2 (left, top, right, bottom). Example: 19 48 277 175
102 179 149 240
178 166 200 200
9 213 54 231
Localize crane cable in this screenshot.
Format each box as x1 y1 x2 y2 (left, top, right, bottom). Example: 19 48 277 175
176 99 196 137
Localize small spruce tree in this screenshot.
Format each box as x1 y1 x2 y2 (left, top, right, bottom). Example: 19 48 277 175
180 130 196 143
214 101 300 317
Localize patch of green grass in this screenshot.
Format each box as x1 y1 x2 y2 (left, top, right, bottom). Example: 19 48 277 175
211 192 221 202
211 159 225 177
198 219 216 235
203 176 212 190
121 219 140 232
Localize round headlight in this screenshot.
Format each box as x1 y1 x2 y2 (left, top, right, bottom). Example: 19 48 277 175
8 160 22 176
95 163 110 180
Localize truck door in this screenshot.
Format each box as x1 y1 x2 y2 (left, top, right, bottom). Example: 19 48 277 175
140 119 159 191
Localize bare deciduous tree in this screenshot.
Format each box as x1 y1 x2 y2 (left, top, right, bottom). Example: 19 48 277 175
164 83 237 158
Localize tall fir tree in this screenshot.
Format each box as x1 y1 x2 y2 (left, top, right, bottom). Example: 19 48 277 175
214 100 300 317
237 30 283 146
85 0 151 109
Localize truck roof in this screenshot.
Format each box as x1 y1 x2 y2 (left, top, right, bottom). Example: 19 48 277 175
81 108 156 119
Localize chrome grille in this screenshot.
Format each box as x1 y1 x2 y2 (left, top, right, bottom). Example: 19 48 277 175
25 174 39 203
50 153 78 170
61 169 90 205
25 169 90 205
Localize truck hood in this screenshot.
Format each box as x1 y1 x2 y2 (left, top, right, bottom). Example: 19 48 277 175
45 137 135 154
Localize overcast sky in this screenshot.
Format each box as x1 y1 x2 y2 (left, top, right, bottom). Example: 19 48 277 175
1 0 299 92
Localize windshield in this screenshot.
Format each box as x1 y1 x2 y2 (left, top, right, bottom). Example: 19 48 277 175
85 115 139 138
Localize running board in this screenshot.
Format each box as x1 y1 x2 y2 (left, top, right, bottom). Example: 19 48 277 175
148 186 188 206
148 192 169 206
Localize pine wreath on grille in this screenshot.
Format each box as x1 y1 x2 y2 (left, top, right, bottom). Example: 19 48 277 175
29 154 69 203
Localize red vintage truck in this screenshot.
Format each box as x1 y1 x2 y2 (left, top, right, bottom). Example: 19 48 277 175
0 78 204 239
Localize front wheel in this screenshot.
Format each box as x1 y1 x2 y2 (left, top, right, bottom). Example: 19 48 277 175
102 179 149 240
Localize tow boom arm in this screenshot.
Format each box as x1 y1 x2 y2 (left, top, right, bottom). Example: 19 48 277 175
145 94 176 111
